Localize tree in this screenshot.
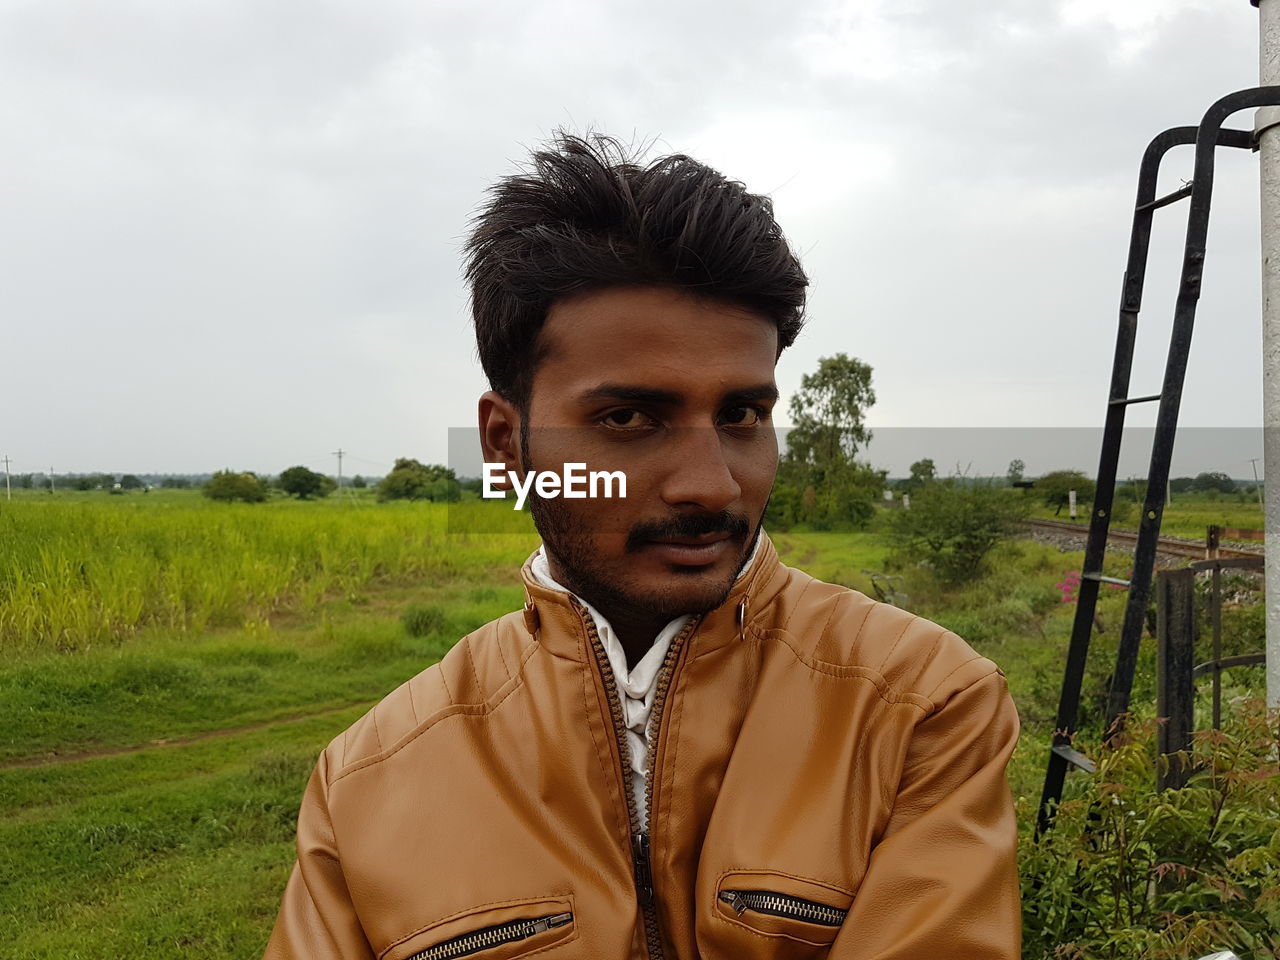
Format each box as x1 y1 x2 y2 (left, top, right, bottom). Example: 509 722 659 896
278 465 331 500
160 476 192 489
1036 469 1097 516
1170 476 1195 494
772 353 881 531
377 459 460 502
903 458 936 493
203 470 269 503
1191 471 1235 494
1006 459 1025 484
119 474 144 490
784 353 875 467
351 475 367 489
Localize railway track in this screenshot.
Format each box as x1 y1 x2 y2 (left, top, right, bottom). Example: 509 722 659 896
1022 518 1264 560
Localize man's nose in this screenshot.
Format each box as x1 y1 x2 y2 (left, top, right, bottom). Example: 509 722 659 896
657 428 742 512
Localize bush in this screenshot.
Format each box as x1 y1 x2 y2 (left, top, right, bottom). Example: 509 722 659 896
1021 699 1280 959
401 603 447 638
1110 496 1135 525
377 459 460 502
886 480 1031 584
202 470 269 503
1036 469 1097 516
278 465 333 500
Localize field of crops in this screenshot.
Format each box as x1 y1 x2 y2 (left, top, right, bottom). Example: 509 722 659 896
0 491 538 652
0 489 1267 956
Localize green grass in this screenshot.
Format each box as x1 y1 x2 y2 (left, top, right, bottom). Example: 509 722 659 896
0 492 1267 956
0 492 537 651
1026 490 1264 540
0 708 361 957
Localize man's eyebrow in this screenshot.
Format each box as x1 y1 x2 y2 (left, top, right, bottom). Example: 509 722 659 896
577 384 683 406
722 385 780 406
576 383 781 407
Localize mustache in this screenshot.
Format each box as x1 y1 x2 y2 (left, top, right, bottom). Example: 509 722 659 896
625 511 751 552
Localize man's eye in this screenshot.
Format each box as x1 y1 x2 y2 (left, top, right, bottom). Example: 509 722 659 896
601 409 653 430
720 406 764 426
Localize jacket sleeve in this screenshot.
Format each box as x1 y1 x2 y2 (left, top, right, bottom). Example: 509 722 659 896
831 668 1022 960
262 749 376 960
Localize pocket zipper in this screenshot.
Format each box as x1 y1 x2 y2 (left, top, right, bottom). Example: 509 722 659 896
718 890 847 927
407 912 573 960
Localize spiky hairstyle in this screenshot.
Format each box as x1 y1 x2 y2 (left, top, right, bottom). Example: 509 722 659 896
464 132 808 409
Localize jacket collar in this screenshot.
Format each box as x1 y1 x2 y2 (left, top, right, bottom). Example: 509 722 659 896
518 529 787 661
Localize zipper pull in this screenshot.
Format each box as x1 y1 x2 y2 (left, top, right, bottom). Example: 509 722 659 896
718 891 748 916
527 913 573 935
632 833 654 906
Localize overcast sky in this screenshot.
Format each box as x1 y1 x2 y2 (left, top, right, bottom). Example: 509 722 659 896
1 0 1269 478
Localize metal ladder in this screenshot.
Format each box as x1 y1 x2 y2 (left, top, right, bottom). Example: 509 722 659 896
1036 87 1280 835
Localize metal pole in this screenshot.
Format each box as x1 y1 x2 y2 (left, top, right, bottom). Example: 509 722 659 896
1259 0 1280 708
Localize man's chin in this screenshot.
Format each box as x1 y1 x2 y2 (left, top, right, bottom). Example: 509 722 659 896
623 557 743 618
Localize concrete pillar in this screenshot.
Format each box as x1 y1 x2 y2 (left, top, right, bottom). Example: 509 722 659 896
1258 0 1280 707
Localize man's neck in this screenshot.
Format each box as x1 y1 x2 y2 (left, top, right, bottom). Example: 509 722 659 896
598 609 674 672
543 556 673 669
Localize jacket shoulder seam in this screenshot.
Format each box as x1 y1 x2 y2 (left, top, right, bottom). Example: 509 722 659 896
923 654 1002 703
746 625 933 711
327 640 539 785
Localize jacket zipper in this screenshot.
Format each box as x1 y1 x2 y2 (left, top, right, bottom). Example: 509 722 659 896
718 890 847 927
575 601 701 960
406 912 572 960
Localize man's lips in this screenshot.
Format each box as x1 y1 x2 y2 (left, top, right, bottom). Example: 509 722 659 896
639 532 734 566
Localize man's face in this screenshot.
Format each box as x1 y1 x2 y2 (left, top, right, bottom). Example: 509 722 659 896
516 285 779 626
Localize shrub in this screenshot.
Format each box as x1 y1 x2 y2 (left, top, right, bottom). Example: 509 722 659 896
401 603 447 638
886 480 1031 584
1037 469 1097 516
1021 699 1280 959
377 459 460 502
203 470 269 503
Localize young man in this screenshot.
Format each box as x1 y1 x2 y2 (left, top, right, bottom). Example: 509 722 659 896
264 134 1022 959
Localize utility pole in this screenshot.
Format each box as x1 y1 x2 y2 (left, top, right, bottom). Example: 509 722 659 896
1258 0 1280 707
332 448 345 491
1 455 11 501
1249 456 1264 507
49 466 55 495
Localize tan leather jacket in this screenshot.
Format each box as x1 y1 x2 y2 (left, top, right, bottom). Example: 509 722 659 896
264 532 1022 960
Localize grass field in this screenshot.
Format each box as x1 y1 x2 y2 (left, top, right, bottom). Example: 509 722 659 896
0 489 1267 957
1027 490 1264 540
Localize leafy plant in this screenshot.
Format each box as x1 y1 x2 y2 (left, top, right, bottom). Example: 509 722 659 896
1036 469 1097 517
401 603 446 638
377 458 460 502
1021 699 1280 959
885 479 1031 583
277 465 333 500
202 470 269 504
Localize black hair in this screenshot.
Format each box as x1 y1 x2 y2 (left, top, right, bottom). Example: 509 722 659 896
464 131 808 410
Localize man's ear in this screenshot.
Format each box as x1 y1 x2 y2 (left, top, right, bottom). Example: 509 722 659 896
478 391 524 487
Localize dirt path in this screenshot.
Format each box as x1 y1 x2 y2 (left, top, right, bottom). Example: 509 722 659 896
0 700 373 772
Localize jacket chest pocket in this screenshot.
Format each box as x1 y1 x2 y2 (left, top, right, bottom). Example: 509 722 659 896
382 896 577 960
709 870 853 958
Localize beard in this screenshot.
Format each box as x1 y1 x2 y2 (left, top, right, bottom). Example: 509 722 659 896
520 422 762 624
